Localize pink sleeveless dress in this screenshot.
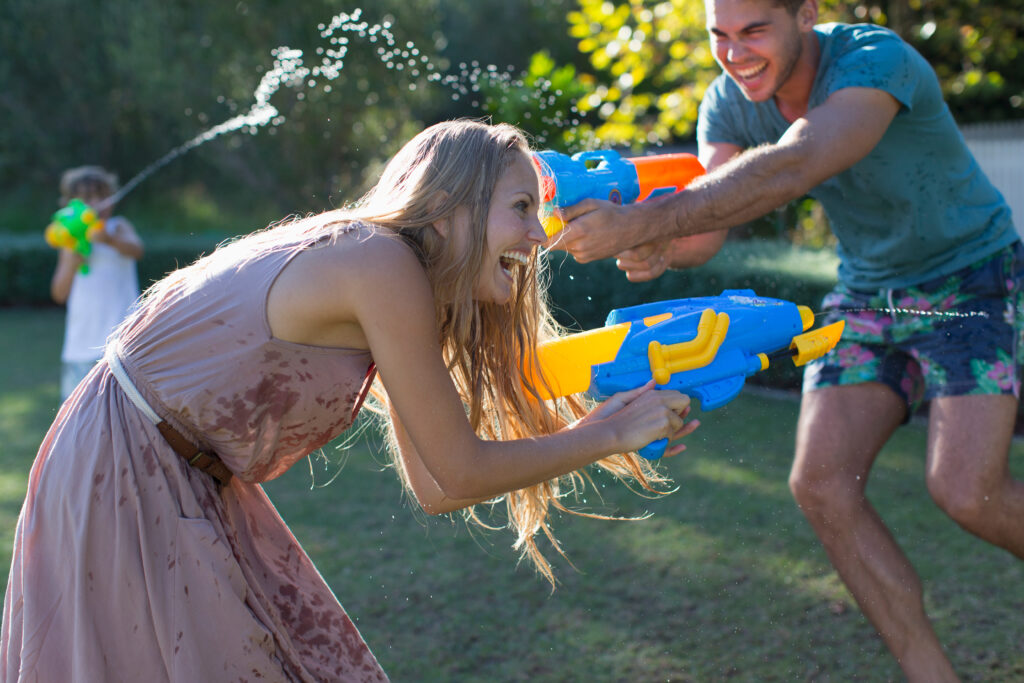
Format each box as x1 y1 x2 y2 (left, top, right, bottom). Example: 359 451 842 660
1 230 389 682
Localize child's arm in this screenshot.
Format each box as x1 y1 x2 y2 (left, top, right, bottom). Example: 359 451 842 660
50 248 83 304
93 217 144 260
267 232 694 509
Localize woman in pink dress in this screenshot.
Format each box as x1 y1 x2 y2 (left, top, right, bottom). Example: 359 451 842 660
1 120 697 682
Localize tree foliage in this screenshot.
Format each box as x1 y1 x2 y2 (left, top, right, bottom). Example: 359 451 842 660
0 0 577 229
554 0 1024 148
2 0 1020 233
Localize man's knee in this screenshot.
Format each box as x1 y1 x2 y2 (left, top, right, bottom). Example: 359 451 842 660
788 458 862 522
925 465 994 530
926 394 1018 530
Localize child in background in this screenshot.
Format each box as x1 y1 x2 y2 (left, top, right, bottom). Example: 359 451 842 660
3 120 696 681
49 165 144 400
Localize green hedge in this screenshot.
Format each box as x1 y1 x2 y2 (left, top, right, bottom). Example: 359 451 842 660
0 233 230 307
2 233 839 311
0 233 839 389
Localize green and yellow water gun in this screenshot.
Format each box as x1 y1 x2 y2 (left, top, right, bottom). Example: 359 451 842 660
44 198 105 274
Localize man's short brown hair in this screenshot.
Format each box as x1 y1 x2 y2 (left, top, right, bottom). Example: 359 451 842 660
773 0 806 15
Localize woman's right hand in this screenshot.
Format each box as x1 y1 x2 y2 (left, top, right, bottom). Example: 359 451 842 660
576 381 699 458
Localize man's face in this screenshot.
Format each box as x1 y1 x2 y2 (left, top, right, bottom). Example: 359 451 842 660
705 0 808 102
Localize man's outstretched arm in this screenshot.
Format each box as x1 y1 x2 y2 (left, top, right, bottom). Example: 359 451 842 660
550 87 902 266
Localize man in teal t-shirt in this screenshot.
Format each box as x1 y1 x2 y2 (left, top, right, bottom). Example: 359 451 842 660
698 21 1016 290
551 0 1023 679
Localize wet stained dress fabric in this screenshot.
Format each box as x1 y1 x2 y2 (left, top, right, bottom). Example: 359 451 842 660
1 232 389 682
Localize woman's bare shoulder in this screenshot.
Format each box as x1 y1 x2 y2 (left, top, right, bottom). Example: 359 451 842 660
310 225 426 289
267 224 432 346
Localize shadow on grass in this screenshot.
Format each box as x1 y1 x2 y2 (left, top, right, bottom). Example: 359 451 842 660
267 393 1024 682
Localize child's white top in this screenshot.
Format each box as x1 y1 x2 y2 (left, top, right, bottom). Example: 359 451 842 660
62 216 140 362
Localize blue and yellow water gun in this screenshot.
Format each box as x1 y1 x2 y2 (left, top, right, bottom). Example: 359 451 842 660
528 290 845 459
44 198 106 274
531 149 705 237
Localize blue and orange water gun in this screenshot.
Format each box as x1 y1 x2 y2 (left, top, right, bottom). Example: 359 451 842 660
44 198 105 274
528 290 845 459
531 149 705 237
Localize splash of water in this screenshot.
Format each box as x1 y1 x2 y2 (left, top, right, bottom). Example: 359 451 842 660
99 8 583 210
102 46 307 209
833 307 990 319
317 11 586 141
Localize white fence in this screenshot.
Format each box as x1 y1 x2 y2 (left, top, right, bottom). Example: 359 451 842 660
961 120 1024 238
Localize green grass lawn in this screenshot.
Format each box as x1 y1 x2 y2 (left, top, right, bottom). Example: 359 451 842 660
1 307 1022 681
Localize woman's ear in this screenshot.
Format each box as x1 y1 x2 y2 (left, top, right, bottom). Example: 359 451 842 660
427 191 452 238
430 216 450 239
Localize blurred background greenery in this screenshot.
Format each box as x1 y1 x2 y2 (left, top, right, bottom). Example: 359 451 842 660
3 0 1021 385
2 3 1023 677
1 0 1020 243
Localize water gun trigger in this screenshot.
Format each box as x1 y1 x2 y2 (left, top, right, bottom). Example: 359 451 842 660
636 374 746 459
690 375 746 411
644 187 677 201
638 439 668 461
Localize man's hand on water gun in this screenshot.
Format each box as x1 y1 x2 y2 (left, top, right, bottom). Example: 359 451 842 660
614 240 672 282
546 199 645 263
532 148 704 262
577 381 700 458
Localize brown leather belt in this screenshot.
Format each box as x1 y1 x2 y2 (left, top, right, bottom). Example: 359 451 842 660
156 421 233 486
108 349 232 487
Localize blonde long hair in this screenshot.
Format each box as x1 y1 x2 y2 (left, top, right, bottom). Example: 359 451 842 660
130 119 672 585
348 120 671 585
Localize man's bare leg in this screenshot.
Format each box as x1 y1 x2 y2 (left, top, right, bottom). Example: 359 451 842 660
789 383 958 682
926 394 1024 557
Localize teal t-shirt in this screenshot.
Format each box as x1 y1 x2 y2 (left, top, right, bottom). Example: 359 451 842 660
697 22 1017 291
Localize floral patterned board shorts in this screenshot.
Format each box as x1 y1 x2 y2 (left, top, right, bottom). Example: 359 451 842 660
803 241 1024 415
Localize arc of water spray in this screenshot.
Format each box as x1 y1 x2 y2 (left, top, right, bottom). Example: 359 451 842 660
95 8 581 212
97 47 307 211
827 307 990 319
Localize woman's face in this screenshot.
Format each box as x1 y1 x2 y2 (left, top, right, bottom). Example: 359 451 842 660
473 153 546 304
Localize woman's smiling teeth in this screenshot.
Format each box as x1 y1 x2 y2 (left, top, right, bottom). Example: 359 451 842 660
500 250 530 276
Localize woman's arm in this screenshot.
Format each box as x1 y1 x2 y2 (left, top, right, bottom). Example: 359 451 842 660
267 232 694 508
352 242 690 501
386 400 493 514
